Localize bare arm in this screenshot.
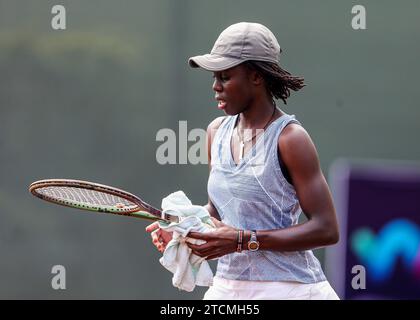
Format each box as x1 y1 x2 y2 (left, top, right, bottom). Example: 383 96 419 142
203 116 225 220
254 124 339 251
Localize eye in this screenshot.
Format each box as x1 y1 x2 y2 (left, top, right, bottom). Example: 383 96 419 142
220 74 229 82
212 73 229 82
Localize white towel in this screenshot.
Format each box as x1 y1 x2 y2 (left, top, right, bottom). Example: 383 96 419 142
158 191 215 292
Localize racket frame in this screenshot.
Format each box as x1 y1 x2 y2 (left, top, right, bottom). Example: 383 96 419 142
29 179 177 222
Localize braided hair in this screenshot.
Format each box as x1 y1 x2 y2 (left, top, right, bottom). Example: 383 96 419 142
245 60 305 105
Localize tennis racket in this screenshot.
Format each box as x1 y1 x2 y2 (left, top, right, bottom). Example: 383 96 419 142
29 179 178 223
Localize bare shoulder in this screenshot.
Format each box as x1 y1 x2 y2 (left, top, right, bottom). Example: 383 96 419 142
207 116 226 158
207 116 226 132
279 123 314 149
207 116 226 146
278 123 320 171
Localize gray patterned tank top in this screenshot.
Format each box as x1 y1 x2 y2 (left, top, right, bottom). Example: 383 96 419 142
208 112 326 283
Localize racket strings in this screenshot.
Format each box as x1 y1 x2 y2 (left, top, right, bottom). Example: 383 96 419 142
36 186 136 209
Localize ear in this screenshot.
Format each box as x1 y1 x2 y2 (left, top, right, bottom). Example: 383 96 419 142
248 68 264 86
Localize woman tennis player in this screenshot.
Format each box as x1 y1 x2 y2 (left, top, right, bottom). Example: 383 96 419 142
146 22 339 300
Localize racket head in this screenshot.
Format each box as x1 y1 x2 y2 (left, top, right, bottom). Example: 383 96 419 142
29 179 165 221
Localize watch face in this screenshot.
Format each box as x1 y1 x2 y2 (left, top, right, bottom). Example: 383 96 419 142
248 241 259 251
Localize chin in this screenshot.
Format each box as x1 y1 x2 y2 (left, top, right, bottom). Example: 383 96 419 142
223 110 235 116
222 107 241 116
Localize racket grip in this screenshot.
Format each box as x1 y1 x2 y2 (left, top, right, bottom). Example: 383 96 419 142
162 212 179 223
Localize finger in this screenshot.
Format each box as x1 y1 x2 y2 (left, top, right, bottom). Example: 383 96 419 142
159 242 168 252
187 231 210 240
206 253 222 260
210 217 224 228
153 228 163 238
190 249 207 258
145 221 160 233
186 241 208 250
186 244 215 258
151 230 160 244
204 248 226 260
186 243 197 250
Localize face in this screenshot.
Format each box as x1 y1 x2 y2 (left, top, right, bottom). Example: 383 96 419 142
212 64 256 115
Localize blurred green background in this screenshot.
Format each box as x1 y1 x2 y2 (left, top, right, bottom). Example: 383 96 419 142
0 0 419 299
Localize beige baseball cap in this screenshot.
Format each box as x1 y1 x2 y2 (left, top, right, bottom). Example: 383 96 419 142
189 22 281 72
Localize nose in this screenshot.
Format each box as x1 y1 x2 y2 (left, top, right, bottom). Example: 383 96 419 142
212 78 222 92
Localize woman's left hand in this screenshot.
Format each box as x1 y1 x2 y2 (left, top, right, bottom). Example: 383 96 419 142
186 217 238 260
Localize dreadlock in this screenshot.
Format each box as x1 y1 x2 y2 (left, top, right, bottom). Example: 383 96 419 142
245 60 305 105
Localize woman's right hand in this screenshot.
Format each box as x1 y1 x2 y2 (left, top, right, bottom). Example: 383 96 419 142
145 221 173 253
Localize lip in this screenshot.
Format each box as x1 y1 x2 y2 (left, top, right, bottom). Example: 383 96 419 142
215 96 227 110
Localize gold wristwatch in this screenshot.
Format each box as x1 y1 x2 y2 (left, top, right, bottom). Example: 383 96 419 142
247 230 259 251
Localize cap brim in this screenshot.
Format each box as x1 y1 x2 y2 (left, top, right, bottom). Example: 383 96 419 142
188 54 244 71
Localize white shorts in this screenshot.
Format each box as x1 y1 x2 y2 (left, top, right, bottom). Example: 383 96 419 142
203 276 340 300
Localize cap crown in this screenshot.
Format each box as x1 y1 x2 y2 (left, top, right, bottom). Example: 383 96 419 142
211 22 280 64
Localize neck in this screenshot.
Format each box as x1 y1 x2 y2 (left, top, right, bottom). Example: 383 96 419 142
238 99 277 130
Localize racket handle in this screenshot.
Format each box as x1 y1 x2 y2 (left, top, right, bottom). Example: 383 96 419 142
162 212 179 223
